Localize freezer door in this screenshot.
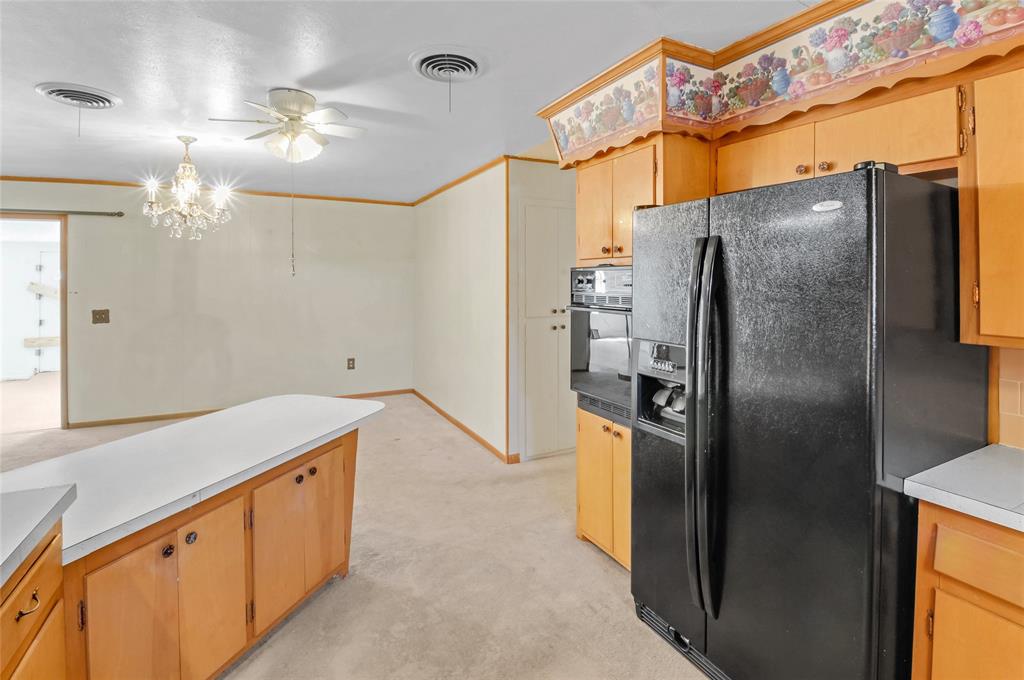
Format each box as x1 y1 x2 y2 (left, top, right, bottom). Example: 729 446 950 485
706 172 877 680
632 199 710 346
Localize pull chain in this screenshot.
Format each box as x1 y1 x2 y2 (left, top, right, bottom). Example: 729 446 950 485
290 163 296 277
77 107 81 138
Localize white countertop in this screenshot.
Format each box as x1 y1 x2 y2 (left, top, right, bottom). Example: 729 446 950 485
904 444 1024 532
0 395 383 564
1 485 77 585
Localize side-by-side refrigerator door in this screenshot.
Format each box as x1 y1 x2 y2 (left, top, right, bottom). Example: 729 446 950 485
705 173 878 680
630 200 709 654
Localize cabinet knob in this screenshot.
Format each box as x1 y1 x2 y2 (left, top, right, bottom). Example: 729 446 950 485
185 531 198 545
295 474 305 485
795 164 808 175
614 245 624 253
551 325 558 331
612 430 623 438
162 544 175 558
817 161 833 172
551 308 558 314
308 466 318 476
559 324 566 329
600 246 611 254
561 308 566 314
601 424 611 433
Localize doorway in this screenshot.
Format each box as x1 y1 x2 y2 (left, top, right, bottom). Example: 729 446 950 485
1 214 67 432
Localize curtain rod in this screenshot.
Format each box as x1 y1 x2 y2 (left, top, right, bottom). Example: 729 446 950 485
1 208 124 217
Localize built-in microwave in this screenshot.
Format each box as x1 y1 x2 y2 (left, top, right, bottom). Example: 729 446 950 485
569 266 632 409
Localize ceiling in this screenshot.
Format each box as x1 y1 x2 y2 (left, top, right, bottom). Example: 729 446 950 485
0 1 812 203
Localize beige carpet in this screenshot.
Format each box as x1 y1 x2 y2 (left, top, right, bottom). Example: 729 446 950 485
1 372 61 434
1 394 701 679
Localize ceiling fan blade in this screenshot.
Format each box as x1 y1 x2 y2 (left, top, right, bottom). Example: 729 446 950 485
244 100 288 121
303 107 347 125
314 122 366 139
245 127 281 141
209 117 279 124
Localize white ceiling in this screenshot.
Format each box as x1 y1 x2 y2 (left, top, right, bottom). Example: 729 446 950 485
1 1 810 202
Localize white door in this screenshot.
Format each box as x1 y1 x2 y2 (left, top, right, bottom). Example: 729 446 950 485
38 250 60 373
521 203 576 457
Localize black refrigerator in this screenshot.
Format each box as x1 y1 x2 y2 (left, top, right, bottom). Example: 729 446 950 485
629 163 988 680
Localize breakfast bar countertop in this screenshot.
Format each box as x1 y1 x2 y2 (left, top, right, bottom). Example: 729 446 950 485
0 484 77 585
904 443 1024 532
0 395 383 565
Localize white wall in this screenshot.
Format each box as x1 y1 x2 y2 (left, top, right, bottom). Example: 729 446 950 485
507 160 576 457
413 164 508 453
0 181 416 424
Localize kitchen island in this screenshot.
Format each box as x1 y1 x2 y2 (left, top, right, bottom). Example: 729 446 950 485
1 394 382 680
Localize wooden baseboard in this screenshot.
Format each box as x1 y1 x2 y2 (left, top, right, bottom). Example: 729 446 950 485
336 389 414 399
411 390 518 464
67 409 218 429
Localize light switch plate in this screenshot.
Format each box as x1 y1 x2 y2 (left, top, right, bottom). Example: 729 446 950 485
92 309 110 324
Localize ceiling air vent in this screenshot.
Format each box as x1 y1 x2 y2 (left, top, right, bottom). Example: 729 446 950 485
410 47 482 83
35 82 122 109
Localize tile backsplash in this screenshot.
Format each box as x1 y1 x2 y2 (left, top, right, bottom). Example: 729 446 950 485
999 349 1024 448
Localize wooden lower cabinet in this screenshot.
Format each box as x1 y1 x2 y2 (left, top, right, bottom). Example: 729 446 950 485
10 599 65 680
912 501 1024 680
576 408 631 568
67 431 358 680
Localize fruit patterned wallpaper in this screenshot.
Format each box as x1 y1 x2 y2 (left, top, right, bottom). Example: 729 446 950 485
666 0 1024 125
548 0 1024 159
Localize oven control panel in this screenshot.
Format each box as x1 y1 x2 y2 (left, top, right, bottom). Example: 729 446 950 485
570 266 632 310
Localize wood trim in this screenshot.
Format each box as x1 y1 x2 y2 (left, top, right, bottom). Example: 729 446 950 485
505 155 559 165
335 388 413 399
0 211 69 429
411 390 517 464
504 158 512 461
713 0 871 67
0 176 141 189
66 409 218 429
410 156 506 206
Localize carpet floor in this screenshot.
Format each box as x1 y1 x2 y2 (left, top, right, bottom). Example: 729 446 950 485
2 393 702 679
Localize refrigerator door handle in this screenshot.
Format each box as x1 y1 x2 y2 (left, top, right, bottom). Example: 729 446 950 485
695 234 720 619
684 237 707 612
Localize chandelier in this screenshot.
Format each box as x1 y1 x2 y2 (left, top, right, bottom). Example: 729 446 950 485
143 136 231 240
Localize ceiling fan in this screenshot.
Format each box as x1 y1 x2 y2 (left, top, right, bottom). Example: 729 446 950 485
209 88 365 163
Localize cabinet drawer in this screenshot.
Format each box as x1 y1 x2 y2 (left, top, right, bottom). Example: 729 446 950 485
0 537 62 674
934 524 1024 607
9 599 65 680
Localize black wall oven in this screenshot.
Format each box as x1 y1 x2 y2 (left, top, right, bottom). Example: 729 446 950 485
569 266 632 410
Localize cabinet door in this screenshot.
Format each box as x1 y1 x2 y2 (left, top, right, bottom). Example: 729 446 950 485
524 317 560 457
576 409 614 551
975 68 1024 338
253 464 307 634
814 88 959 175
611 424 632 569
612 145 656 258
576 161 613 259
10 599 65 680
931 589 1024 680
85 534 180 680
523 203 560 318
176 497 247 680
303 446 347 589
717 124 815 193
556 323 575 452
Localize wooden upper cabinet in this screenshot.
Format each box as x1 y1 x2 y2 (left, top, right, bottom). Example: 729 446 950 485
303 445 347 589
611 146 656 258
10 599 65 680
974 68 1024 339
576 409 614 552
611 424 631 569
253 464 307 634
814 88 959 174
576 161 614 259
176 498 247 680
85 533 181 680
717 124 815 193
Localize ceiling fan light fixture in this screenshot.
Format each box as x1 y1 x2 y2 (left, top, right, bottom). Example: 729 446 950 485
264 130 323 164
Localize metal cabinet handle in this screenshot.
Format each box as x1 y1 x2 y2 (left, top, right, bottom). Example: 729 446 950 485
14 589 40 622
162 544 175 558
600 246 611 254
308 466 318 476
185 531 198 545
795 164 808 175
817 161 833 172
295 474 305 484
601 424 611 433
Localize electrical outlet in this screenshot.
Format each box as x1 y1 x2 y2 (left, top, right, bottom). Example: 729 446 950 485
347 357 356 370
92 309 110 324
